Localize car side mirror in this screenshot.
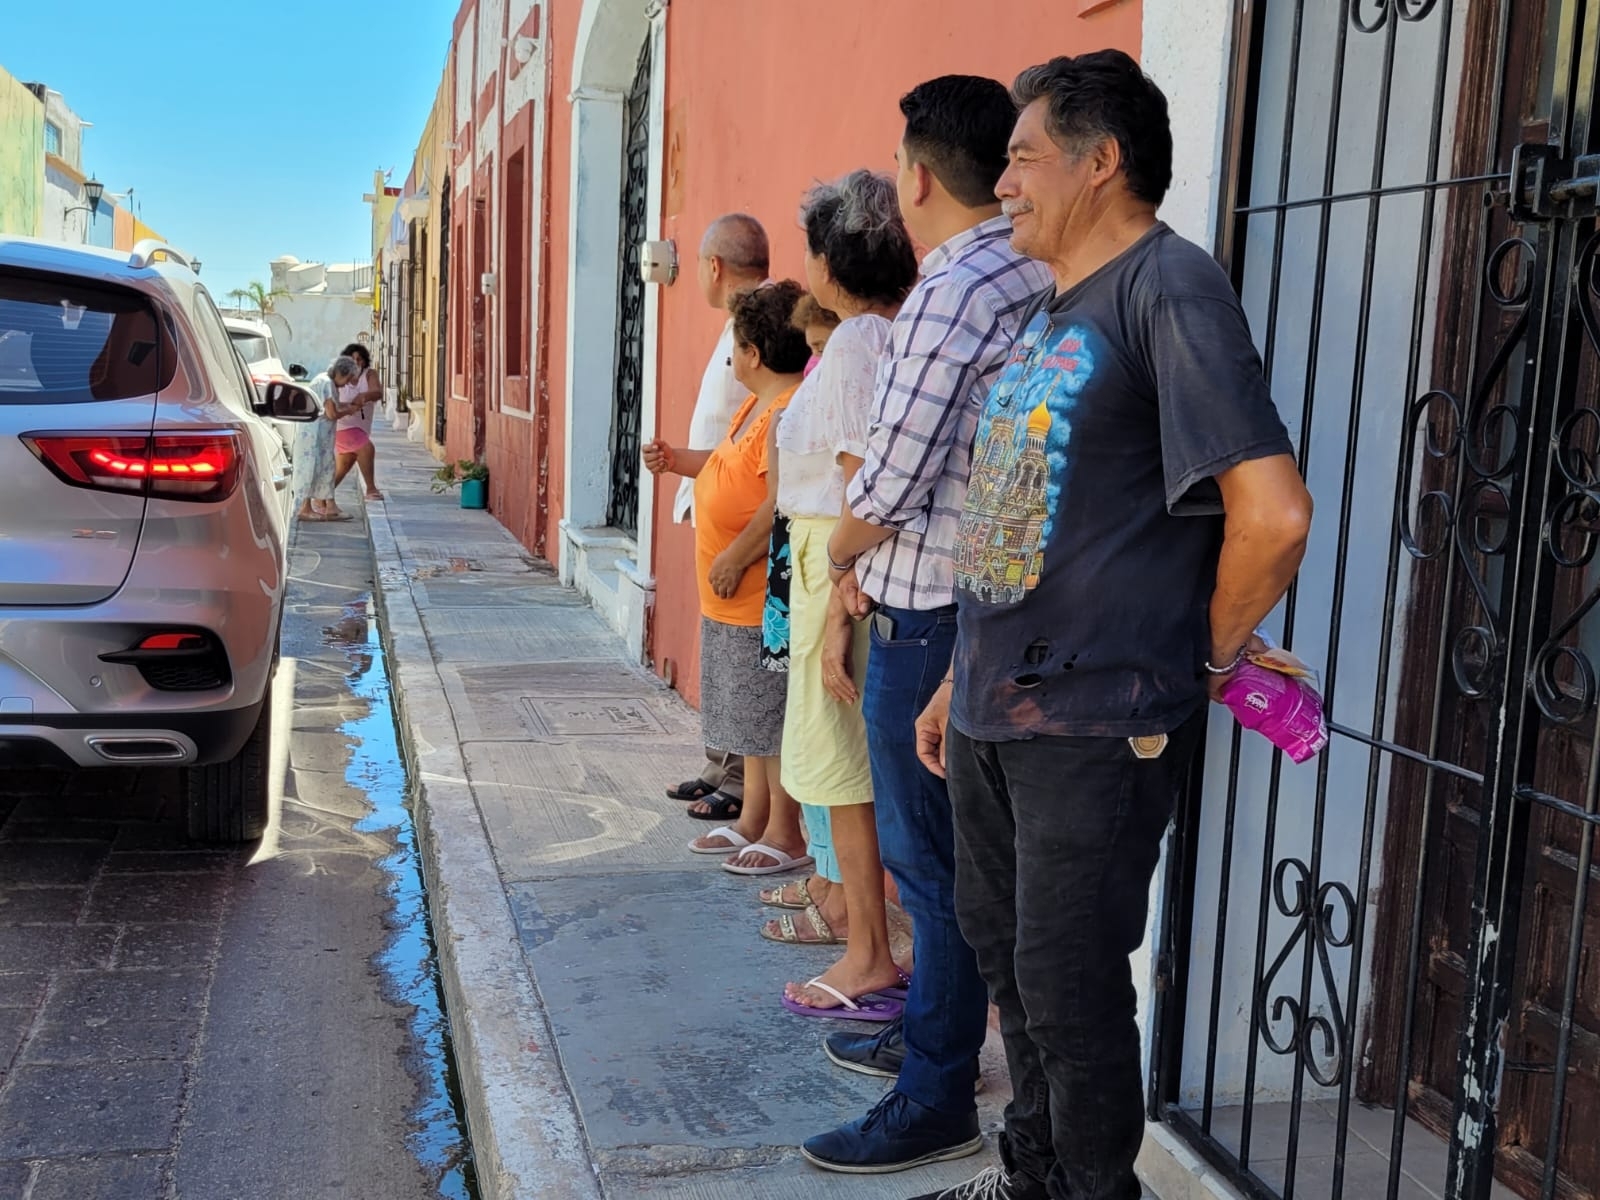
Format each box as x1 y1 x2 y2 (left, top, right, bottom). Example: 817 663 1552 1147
288 363 308 380
260 380 321 421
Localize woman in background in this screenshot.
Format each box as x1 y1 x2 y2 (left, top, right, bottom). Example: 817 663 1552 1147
773 170 918 1015
643 282 813 877
333 342 384 501
294 354 359 522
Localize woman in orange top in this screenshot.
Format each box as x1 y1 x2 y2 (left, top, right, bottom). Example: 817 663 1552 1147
643 282 813 874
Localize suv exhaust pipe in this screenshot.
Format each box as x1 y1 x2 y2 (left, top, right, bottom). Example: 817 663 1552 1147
85 736 191 763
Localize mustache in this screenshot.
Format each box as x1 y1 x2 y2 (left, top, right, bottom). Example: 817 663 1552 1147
1002 200 1033 218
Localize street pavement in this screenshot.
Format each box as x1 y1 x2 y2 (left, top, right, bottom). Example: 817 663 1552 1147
368 422 1012 1199
0 500 472 1199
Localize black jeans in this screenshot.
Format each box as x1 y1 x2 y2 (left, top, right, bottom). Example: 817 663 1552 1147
947 714 1204 1200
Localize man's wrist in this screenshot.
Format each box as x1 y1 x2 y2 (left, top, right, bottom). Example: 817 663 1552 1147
826 547 857 574
1203 644 1249 676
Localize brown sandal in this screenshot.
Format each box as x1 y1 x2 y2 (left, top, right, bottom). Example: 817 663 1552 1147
760 903 846 946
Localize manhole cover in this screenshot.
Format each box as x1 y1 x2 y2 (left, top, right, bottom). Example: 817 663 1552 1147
520 697 668 737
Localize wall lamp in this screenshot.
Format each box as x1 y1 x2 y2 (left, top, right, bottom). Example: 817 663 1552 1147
64 179 106 242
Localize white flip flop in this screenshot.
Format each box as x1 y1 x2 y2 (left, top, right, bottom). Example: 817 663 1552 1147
721 845 816 876
688 826 750 855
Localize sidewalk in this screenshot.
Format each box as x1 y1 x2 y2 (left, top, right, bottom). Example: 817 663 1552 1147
361 423 1011 1199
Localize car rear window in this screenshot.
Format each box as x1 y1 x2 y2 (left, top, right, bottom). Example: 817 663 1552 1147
0 270 178 404
228 332 275 365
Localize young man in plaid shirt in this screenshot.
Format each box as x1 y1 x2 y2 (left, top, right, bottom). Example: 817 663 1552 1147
802 75 1053 1176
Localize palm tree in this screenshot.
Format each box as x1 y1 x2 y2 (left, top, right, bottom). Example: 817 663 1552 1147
226 280 283 315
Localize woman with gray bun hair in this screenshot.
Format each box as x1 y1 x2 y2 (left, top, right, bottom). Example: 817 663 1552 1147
293 353 360 522
762 168 920 1020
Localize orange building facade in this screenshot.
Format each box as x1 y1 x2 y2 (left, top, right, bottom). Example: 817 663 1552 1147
394 10 1600 1200
424 0 1142 704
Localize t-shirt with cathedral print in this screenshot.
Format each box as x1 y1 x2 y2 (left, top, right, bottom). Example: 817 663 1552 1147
950 222 1295 741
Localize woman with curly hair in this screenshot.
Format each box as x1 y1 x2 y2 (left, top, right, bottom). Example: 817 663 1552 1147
643 281 812 876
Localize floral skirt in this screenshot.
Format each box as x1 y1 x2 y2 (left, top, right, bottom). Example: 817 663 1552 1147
761 513 792 672
700 617 787 757
292 416 337 503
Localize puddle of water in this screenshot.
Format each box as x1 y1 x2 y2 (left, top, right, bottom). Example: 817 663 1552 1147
327 597 481 1200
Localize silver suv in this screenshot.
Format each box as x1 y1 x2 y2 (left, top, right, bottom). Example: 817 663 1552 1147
0 237 321 841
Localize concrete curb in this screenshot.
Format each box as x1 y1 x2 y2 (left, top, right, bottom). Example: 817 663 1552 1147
363 496 602 1200
1137 1122 1244 1200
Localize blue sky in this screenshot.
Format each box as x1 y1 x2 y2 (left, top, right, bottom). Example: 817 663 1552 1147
3 0 457 299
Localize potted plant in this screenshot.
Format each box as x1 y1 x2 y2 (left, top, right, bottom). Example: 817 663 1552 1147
431 459 489 509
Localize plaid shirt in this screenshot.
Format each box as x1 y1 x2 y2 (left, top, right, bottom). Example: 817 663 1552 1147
847 217 1055 610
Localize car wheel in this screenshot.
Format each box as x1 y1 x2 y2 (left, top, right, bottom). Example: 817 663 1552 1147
184 680 272 844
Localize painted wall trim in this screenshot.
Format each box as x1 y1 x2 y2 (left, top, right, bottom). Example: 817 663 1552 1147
1137 0 1236 1095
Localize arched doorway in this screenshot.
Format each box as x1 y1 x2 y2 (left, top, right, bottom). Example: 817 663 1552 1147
561 0 665 663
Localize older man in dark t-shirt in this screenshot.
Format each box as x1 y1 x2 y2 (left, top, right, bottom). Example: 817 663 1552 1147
911 53 1313 1200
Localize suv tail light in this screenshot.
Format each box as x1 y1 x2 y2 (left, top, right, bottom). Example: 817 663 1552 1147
22 432 241 502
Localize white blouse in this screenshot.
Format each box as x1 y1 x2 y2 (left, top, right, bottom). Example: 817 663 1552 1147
776 315 890 519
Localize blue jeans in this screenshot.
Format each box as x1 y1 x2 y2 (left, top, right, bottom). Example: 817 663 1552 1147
862 603 988 1115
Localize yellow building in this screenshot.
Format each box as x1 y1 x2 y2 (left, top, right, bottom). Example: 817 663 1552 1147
377 60 453 456
417 63 452 456
0 67 44 237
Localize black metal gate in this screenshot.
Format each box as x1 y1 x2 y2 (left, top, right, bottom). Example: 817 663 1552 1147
1152 4 1600 1200
394 247 412 413
606 36 651 537
406 218 424 413
435 182 450 448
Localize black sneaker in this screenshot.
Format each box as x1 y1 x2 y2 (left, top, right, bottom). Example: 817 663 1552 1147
802 1090 983 1174
824 1017 906 1078
907 1165 1051 1200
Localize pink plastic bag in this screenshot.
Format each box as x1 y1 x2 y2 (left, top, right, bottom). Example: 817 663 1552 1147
1217 650 1329 765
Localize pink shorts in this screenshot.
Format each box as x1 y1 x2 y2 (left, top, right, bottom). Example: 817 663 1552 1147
335 428 371 455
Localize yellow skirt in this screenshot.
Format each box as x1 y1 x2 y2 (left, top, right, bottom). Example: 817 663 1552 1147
780 517 874 806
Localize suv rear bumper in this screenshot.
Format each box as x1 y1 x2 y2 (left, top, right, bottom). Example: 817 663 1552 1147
0 698 264 768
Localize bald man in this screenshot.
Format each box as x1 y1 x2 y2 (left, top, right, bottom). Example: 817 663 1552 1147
663 213 771 812
672 214 772 523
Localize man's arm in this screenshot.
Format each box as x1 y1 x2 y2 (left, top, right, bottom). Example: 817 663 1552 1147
829 508 894 566
828 287 1004 571
1209 454 1312 684
1143 286 1310 684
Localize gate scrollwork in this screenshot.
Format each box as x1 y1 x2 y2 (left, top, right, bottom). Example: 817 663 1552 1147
1351 0 1440 35
1529 234 1600 725
1254 859 1357 1089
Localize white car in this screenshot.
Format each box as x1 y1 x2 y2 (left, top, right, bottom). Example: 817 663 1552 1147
224 316 301 453
223 315 294 386
0 236 322 841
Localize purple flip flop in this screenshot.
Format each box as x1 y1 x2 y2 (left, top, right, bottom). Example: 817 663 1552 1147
878 970 912 1002
781 977 907 1022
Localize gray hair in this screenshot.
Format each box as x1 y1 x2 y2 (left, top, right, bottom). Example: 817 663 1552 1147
803 170 902 243
329 354 360 380
1011 51 1172 205
799 170 918 306
701 213 770 276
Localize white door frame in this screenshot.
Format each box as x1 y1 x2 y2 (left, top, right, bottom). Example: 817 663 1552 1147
560 0 665 662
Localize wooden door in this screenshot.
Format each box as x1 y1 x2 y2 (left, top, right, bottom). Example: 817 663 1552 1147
470 196 487 463
1366 0 1600 1196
